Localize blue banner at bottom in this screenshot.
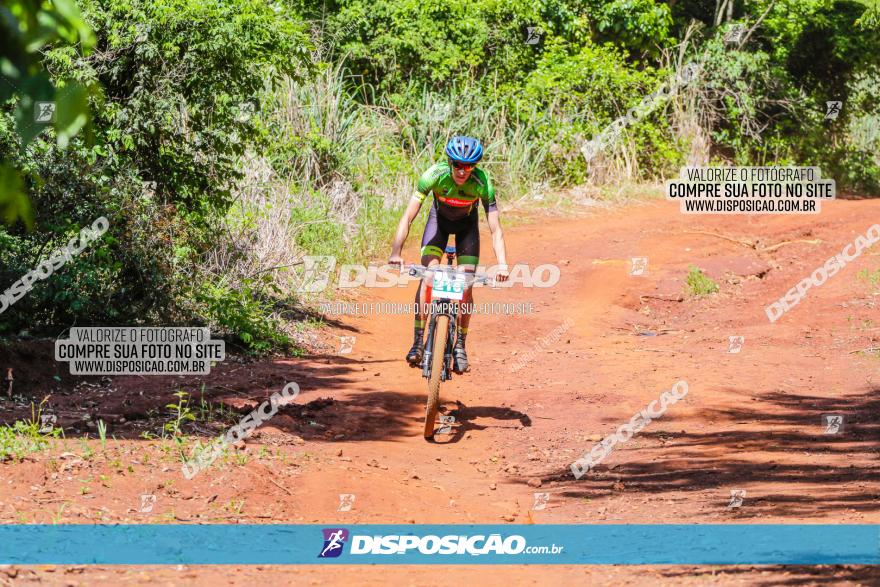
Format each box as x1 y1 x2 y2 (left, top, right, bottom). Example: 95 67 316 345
0 525 877 565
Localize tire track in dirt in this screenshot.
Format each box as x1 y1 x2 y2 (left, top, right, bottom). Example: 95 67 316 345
290 198 880 529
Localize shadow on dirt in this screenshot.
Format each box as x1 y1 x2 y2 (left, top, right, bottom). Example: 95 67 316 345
431 402 532 444
660 565 880 586
0 340 440 443
540 386 880 517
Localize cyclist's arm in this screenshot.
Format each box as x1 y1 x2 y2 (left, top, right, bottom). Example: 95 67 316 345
390 165 442 263
477 170 508 278
486 208 508 271
390 196 423 259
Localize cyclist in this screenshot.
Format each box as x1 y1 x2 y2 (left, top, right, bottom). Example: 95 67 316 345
388 136 509 373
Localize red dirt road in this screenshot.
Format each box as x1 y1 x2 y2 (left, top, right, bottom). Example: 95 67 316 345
2 196 880 585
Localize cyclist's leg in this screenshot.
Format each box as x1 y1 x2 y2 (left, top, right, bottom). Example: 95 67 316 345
452 209 479 373
455 208 480 333
408 206 447 365
418 205 449 326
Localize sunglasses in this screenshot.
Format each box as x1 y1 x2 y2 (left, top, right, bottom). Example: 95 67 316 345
450 161 475 171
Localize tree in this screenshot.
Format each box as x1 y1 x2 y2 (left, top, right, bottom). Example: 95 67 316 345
0 0 98 226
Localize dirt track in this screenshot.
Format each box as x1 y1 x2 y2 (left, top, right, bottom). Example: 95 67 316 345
2 196 880 585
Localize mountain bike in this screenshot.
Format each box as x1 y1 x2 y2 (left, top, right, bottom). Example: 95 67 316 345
409 246 493 439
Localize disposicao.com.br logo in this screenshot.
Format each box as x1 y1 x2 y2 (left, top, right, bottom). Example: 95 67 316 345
295 256 560 293
318 528 563 558
318 528 350 558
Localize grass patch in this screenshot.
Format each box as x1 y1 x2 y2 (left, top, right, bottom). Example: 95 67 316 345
0 401 62 461
685 265 719 296
858 268 880 291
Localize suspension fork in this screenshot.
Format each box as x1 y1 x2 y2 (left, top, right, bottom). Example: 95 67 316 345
423 302 457 380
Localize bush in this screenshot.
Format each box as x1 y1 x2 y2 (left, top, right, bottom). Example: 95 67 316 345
685 265 719 297
0 0 314 350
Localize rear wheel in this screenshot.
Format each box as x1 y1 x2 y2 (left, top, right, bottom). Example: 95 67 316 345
424 314 449 439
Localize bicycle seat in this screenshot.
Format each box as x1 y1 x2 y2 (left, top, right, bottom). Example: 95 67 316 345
445 246 456 255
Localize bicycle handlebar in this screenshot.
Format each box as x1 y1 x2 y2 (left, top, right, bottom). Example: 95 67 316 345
406 264 496 287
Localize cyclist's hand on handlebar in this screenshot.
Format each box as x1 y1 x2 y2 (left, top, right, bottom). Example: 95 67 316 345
388 254 404 271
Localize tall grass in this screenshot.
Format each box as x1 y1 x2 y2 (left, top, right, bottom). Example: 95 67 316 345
208 58 552 304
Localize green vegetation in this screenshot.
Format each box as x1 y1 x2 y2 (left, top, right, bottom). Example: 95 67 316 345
1 0 879 350
685 265 719 296
96 419 107 449
858 267 880 290
0 418 59 460
0 0 98 226
0 399 61 461
164 391 196 438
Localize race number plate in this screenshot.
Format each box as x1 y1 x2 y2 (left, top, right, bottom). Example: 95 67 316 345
431 271 465 301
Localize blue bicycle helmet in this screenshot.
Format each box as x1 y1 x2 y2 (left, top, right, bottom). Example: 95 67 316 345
445 136 483 165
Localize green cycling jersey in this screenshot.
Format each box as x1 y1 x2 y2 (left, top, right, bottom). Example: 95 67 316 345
413 162 497 221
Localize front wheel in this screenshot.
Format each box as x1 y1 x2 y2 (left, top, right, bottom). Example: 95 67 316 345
424 314 449 439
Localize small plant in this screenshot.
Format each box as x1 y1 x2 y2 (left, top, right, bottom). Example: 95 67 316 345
164 391 196 438
685 265 719 296
0 396 64 461
97 420 107 450
224 498 245 515
79 438 94 460
52 503 67 524
0 420 57 461
858 268 880 290
199 384 211 421
234 451 249 466
172 435 188 464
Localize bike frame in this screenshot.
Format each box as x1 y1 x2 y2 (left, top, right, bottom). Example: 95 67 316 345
421 247 459 382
